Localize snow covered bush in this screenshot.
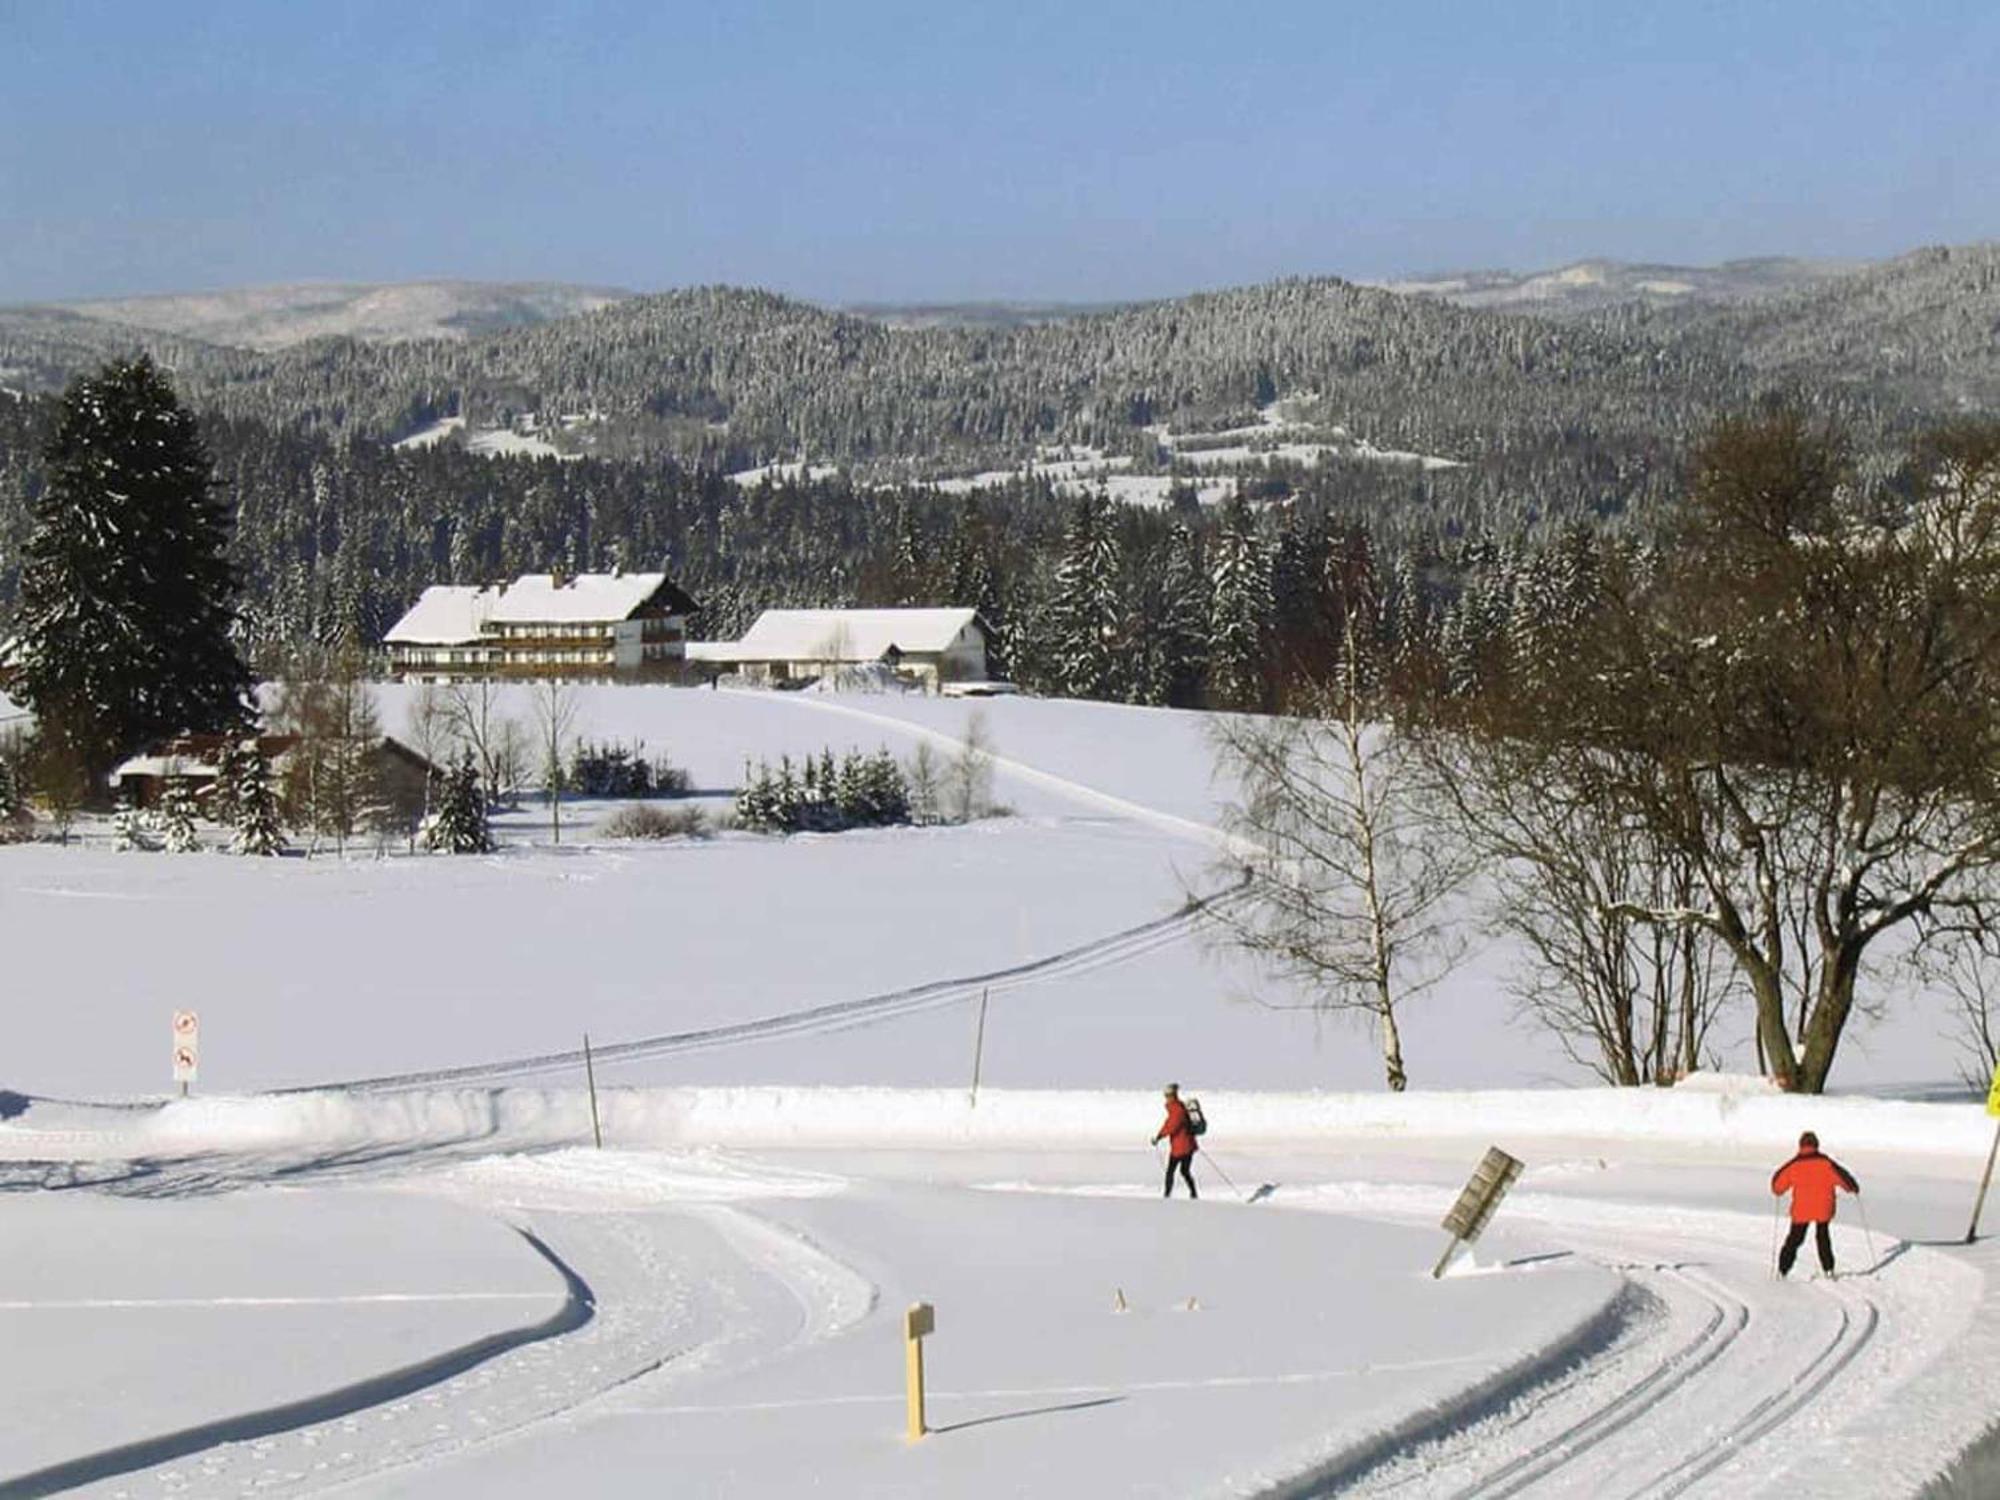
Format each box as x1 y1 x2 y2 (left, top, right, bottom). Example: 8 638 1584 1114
600 803 711 840
569 740 691 799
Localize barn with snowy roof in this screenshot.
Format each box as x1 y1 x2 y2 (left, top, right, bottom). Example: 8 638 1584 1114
687 608 994 691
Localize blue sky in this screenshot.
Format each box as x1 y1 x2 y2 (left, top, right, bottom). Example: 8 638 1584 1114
2 0 1995 303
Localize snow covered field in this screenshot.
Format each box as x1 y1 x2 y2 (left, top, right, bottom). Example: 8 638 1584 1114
4 684 1999 1497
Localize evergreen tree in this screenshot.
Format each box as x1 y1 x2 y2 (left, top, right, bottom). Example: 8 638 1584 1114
865 750 911 825
209 739 249 827
158 777 200 852
1047 495 1124 700
1156 523 1211 708
735 759 781 832
1208 497 1273 711
425 753 494 854
232 744 286 856
113 799 156 852
13 356 251 785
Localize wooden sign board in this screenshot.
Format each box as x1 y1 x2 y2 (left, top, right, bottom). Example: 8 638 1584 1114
904 1302 935 1340
1442 1146 1524 1243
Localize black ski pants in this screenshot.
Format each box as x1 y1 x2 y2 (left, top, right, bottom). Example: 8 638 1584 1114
1164 1153 1197 1199
1779 1219 1835 1276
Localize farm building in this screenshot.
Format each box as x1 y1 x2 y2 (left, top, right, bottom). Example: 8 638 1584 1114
111 733 442 829
382 571 699 682
687 608 994 691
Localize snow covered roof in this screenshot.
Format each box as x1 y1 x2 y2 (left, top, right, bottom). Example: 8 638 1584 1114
483 572 688 625
383 585 488 645
111 734 303 781
720 608 988 662
384 573 698 644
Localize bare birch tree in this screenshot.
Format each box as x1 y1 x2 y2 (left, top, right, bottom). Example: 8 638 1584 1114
947 710 997 823
532 677 580 844
1207 613 1471 1091
440 678 512 806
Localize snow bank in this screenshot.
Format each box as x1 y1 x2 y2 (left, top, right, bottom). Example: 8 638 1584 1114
10 1083 1990 1167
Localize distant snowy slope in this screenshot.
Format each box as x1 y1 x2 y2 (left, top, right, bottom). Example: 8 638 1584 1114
1376 255 1865 315
47 280 632 350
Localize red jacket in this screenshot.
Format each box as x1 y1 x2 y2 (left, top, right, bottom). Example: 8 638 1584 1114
1155 1098 1198 1159
1771 1148 1859 1223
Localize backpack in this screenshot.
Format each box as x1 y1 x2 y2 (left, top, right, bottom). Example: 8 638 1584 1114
1185 1098 1208 1137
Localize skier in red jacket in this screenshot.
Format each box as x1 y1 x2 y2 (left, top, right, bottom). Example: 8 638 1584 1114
1771 1130 1860 1277
1152 1083 1198 1199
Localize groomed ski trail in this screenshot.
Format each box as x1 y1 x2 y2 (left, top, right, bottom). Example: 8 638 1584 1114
41 1201 874 1500
1276 1189 1970 1499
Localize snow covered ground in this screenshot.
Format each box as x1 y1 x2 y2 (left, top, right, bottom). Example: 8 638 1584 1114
4 683 1999 1497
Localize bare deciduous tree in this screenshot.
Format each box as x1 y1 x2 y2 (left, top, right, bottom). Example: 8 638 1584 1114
905 740 942 825
440 678 516 807
531 677 581 844
947 710 997 824
1426 734 1731 1084
1207 615 1471 1091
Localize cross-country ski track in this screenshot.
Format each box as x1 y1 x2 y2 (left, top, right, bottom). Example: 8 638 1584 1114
5 684 1999 1497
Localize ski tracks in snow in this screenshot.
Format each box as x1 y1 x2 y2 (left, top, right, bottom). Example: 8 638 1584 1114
68 1200 873 1499
1305 1191 1970 1500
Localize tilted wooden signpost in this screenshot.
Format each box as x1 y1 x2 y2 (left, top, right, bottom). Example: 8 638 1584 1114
1434 1146 1525 1278
1967 1061 2000 1244
904 1301 935 1441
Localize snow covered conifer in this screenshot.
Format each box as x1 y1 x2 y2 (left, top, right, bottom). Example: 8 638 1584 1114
865 750 911 826
113 801 155 852
1048 495 1123 700
425 753 494 854
734 759 780 832
158 778 200 852
1157 523 1211 709
232 744 286 856
14 356 251 785
1208 497 1273 711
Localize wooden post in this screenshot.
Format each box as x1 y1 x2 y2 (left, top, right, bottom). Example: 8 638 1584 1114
1431 1235 1461 1280
1969 1118 2000 1244
583 1032 604 1150
969 990 990 1108
903 1302 935 1441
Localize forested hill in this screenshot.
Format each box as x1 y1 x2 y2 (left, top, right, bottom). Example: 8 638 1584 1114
174 279 1748 473
7 245 1997 489
1653 243 2000 412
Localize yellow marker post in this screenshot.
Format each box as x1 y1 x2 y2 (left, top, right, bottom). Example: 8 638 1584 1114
904 1301 935 1441
1967 1062 2000 1244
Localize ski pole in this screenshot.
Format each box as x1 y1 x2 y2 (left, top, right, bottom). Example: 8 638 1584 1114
1856 1193 1880 1274
1770 1198 1784 1279
1199 1150 1247 1203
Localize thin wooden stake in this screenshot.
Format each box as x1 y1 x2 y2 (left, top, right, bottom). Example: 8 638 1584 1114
968 988 990 1108
583 1031 604 1150
1968 1118 2000 1244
